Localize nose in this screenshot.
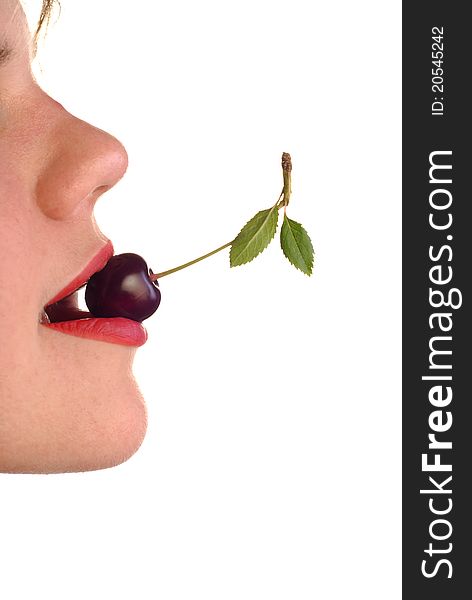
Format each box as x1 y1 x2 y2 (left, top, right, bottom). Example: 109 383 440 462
35 98 129 221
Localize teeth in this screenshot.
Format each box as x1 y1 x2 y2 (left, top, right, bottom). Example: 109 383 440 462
39 308 50 324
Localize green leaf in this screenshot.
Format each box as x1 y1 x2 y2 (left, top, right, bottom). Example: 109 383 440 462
230 206 279 267
280 215 314 275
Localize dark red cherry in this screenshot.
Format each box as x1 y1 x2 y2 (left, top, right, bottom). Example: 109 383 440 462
85 253 161 322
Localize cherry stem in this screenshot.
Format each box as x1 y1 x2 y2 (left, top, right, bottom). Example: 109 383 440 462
281 152 292 207
150 152 293 281
149 241 233 280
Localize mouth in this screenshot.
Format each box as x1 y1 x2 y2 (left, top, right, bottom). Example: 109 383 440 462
40 241 147 347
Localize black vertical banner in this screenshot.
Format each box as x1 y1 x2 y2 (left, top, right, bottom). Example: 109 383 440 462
403 3 471 597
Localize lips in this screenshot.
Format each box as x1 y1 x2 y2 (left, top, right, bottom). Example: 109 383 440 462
45 317 147 347
41 240 147 347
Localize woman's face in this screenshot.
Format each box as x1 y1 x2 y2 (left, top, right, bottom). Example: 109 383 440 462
0 0 147 473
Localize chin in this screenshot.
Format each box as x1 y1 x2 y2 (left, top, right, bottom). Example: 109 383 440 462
60 378 149 474
1 384 148 474
1 333 149 474
94 379 148 473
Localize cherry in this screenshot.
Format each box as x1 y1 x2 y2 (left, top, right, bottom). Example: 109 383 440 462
85 253 161 322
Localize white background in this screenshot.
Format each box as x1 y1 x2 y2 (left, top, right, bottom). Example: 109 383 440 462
2 1 401 598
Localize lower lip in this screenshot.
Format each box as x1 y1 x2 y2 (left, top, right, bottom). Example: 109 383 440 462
42 317 147 347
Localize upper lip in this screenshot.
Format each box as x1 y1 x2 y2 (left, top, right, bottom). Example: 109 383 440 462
45 240 114 307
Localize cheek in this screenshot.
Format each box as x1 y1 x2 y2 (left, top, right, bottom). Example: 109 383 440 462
0 332 148 473
0 180 44 321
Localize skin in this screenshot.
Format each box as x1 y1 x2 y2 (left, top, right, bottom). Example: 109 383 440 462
0 0 147 473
